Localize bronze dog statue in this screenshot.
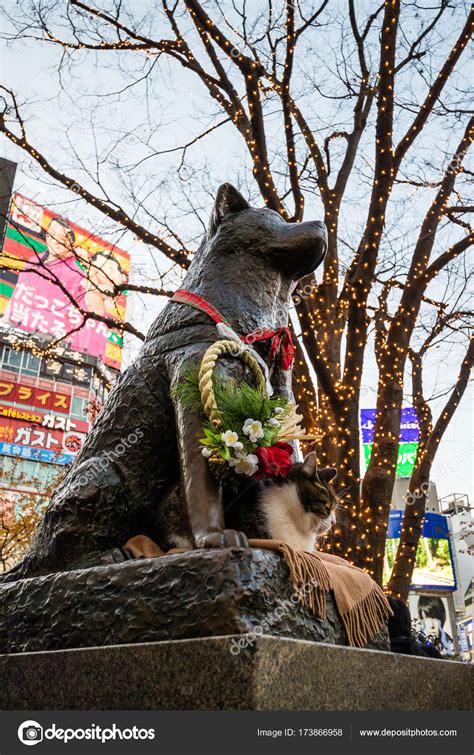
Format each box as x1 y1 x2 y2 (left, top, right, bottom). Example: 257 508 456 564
2 183 327 580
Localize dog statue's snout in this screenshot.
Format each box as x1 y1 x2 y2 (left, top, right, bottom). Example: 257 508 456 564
300 219 327 242
285 219 327 245
279 219 327 278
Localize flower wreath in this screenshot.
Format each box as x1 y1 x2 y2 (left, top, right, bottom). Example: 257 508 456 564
173 340 318 482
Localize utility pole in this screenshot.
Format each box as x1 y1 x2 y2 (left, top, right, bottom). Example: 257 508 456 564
0 158 17 249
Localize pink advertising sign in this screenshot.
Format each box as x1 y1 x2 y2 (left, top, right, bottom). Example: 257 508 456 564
0 193 130 369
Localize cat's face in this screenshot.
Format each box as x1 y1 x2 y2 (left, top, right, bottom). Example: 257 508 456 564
286 452 338 533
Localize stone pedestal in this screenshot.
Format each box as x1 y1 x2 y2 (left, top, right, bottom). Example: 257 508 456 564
1 549 470 712
1 636 471 710
0 548 388 654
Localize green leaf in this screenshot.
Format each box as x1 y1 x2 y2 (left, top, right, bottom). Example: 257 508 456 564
170 360 290 447
202 426 219 441
170 364 203 414
261 427 279 446
219 445 231 461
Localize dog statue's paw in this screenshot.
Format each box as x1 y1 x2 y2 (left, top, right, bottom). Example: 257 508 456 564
196 529 248 548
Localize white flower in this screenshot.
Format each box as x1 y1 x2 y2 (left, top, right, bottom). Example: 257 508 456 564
233 441 244 452
243 418 264 442
201 447 212 458
221 430 240 447
229 452 259 476
274 407 284 415
268 418 280 427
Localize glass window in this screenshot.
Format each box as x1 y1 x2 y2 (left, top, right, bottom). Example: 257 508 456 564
2 346 22 371
22 352 41 376
70 396 87 419
0 458 34 485
62 363 75 382
0 458 63 489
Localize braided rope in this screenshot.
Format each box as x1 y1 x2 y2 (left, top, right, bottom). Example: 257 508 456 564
198 340 267 426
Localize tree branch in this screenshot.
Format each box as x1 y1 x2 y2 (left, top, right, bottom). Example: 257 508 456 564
0 90 190 268
394 8 473 166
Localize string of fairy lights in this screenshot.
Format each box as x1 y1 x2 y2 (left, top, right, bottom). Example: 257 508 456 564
3 332 113 392
289 2 397 570
0 0 471 591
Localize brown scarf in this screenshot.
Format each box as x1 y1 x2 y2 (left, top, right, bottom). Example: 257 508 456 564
123 535 392 649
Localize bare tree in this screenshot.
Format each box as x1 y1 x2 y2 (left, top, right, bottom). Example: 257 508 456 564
386 331 473 602
0 460 65 570
0 0 472 586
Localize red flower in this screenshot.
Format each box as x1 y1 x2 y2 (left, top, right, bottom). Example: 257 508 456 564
255 442 293 479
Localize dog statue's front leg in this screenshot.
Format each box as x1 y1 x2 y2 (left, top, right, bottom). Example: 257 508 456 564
173 393 248 548
270 362 293 402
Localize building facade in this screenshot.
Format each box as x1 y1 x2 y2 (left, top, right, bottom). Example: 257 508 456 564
0 188 130 569
0 327 111 516
390 480 473 661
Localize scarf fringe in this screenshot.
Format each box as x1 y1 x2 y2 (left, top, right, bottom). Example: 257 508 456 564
276 542 331 619
339 585 392 648
273 542 391 648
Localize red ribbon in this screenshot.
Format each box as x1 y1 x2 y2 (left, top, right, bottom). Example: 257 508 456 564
171 289 294 370
241 328 294 371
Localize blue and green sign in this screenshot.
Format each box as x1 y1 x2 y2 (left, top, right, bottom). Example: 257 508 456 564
363 441 419 478
361 408 419 478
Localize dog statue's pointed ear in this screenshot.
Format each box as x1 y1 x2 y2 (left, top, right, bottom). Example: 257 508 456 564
208 183 250 237
301 451 317 477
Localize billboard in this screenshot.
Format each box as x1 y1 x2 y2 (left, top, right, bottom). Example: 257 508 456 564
457 618 472 659
384 510 456 591
360 407 419 444
361 407 419 477
0 193 130 370
363 441 419 478
0 403 88 432
408 594 455 656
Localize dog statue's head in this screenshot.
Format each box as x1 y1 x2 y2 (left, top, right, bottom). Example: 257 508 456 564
206 183 327 279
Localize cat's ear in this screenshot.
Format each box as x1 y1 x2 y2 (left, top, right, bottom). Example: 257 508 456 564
208 183 250 237
318 467 337 484
301 452 317 477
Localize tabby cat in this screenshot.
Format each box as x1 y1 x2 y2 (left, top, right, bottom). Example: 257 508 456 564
149 452 338 553
224 452 338 552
